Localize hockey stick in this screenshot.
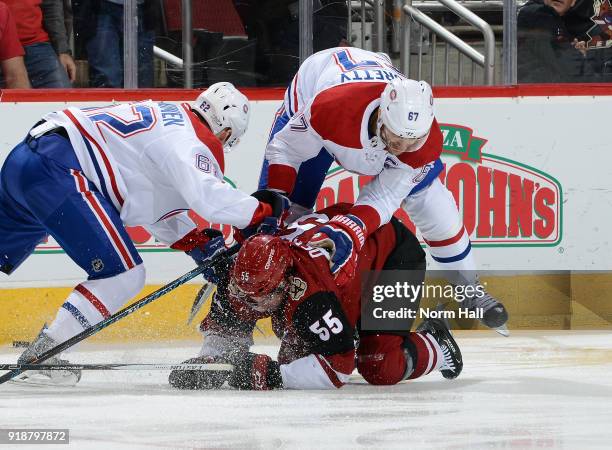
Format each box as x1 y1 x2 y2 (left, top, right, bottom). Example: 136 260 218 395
186 282 215 325
0 362 234 372
0 245 240 386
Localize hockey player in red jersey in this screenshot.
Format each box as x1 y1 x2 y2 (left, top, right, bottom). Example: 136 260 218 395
258 47 508 333
0 82 287 385
168 205 463 390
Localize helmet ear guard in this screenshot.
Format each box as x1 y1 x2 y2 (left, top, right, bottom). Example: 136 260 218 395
192 82 251 151
377 79 434 141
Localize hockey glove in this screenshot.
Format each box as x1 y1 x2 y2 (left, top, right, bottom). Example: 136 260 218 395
176 228 227 284
168 355 231 390
235 189 291 242
308 214 366 286
251 189 291 219
228 353 283 390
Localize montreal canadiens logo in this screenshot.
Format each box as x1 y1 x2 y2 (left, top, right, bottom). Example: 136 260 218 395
389 89 397 100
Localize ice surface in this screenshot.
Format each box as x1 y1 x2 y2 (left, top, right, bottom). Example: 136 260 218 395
2 331 612 449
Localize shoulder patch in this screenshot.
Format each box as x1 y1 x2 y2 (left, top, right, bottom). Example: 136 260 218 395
288 276 308 302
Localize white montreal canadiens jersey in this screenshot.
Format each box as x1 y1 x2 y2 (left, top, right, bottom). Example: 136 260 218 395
42 101 259 243
266 47 444 230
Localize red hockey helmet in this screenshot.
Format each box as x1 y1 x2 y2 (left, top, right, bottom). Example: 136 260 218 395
231 234 292 298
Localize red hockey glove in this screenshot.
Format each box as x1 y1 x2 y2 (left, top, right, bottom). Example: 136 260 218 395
228 353 283 390
308 214 366 286
171 228 228 284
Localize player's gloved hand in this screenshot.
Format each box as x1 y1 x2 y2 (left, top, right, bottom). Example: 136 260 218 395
228 352 283 390
308 214 366 286
180 229 227 284
256 216 281 235
168 355 231 390
235 190 291 242
285 203 313 225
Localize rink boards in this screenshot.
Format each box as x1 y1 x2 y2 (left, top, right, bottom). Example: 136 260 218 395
0 85 611 343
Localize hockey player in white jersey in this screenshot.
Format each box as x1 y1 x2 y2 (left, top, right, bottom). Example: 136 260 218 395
0 82 286 385
258 47 508 333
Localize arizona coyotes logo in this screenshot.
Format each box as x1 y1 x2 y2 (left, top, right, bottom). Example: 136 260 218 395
288 276 307 301
587 0 612 48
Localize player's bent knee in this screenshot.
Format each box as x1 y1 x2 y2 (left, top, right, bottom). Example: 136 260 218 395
357 334 408 386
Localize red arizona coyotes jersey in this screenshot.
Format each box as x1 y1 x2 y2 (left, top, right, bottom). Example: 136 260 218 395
202 204 401 389
265 47 443 234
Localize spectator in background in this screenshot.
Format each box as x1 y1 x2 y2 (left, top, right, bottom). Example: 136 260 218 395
3 0 73 87
517 0 600 82
42 0 76 84
0 1 31 88
233 0 348 86
563 0 612 80
74 0 156 88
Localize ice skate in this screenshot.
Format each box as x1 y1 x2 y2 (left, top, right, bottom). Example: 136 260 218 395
417 318 463 379
11 326 81 387
460 285 509 336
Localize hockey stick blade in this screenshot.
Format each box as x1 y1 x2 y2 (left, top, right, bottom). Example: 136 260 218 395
0 245 240 386
187 282 215 325
1 362 234 372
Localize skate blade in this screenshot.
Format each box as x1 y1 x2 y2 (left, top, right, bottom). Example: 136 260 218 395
9 371 79 387
493 324 510 337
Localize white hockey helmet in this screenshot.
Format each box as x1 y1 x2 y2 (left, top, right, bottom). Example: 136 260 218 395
192 82 250 150
377 78 434 140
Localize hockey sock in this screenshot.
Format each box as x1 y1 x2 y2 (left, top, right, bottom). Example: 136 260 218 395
45 264 146 343
403 331 444 380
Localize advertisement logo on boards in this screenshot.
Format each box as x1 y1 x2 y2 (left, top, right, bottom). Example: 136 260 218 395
316 124 562 247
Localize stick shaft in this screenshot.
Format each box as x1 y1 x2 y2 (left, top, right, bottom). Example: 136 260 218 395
0 363 234 371
0 245 239 385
